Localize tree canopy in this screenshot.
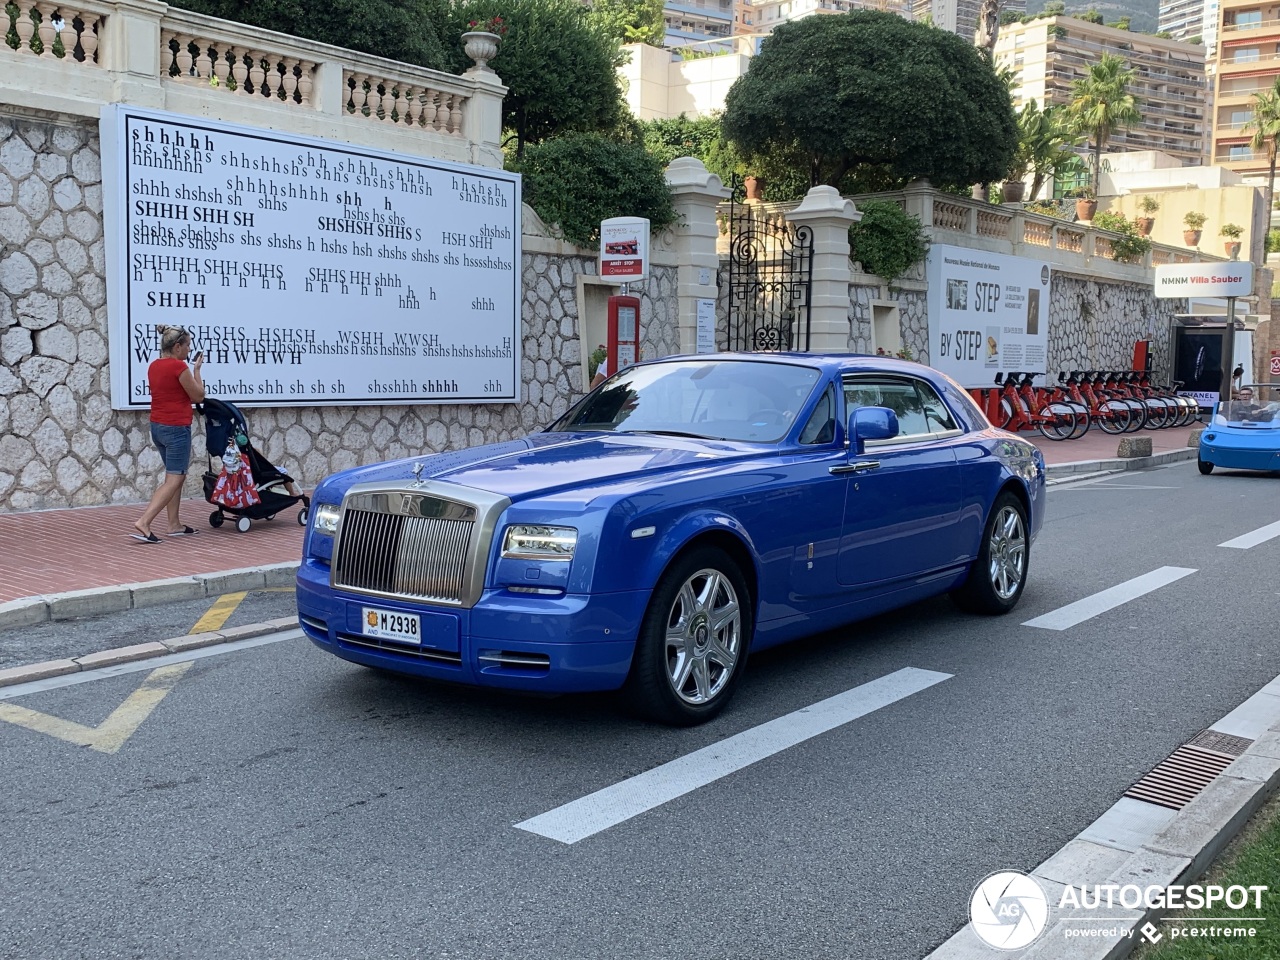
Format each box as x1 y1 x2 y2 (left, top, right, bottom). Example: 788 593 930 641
721 11 1017 190
586 0 665 46
1247 78 1280 221
446 0 627 157
172 0 449 69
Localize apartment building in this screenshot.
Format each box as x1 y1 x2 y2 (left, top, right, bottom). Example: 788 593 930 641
995 17 1207 166
736 0 909 36
1158 0 1220 50
1211 0 1280 175
663 0 736 47
914 0 1026 42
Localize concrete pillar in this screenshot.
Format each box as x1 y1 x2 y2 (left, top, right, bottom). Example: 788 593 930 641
104 0 168 108
785 185 859 352
665 157 730 355
462 67 507 170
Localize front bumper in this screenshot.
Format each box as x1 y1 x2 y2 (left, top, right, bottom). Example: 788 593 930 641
296 559 648 693
1199 439 1280 472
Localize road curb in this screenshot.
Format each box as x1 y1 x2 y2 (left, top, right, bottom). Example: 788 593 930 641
0 615 300 689
0 561 301 632
1044 447 1197 480
927 676 1280 959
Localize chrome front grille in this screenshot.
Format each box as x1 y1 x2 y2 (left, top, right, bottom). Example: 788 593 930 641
329 482 510 609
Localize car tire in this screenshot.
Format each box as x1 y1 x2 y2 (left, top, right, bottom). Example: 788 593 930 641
1198 458 1214 475
624 546 753 726
951 491 1029 615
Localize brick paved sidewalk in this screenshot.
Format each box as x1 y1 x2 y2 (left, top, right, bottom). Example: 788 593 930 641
0 497 306 604
0 422 1199 606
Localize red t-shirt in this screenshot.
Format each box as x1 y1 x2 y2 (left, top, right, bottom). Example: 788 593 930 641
149 357 194 426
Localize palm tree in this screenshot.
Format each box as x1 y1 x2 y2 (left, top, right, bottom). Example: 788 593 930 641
1066 54 1142 196
1246 78 1280 218
1014 101 1082 200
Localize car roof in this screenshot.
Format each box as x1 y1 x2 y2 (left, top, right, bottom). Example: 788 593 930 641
640 352 932 378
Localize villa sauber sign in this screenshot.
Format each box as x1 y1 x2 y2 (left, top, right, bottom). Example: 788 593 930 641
1154 262 1253 299
101 104 522 409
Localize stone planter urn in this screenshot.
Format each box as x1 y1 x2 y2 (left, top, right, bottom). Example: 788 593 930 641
743 176 764 201
1075 198 1097 221
1224 240 1242 259
1001 180 1025 203
1135 217 1154 236
462 31 501 71
1183 229 1202 247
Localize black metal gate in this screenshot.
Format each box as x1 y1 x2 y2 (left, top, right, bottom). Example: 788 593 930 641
724 178 813 352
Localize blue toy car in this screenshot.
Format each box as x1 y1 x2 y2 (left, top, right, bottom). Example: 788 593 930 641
297 354 1046 724
1198 383 1280 475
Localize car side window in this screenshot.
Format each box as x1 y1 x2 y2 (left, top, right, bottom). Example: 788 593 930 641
918 382 958 434
799 385 836 444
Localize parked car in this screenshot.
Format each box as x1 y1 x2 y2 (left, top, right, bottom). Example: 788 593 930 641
1198 384 1280 475
297 354 1046 725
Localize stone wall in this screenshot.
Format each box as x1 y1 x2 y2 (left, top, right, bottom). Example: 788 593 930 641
1046 274 1180 382
0 112 679 513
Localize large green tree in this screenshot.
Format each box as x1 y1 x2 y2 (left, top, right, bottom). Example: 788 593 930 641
446 0 627 157
721 11 1017 190
1247 77 1280 217
172 0 448 69
587 0 665 46
1066 53 1142 196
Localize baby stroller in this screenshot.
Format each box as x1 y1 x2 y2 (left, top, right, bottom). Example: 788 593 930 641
199 397 310 533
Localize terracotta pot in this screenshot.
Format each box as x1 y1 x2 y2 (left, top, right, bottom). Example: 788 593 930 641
1224 240 1242 259
743 176 764 202
1001 180 1025 203
1135 217 1154 236
1075 199 1097 221
1183 229 1202 246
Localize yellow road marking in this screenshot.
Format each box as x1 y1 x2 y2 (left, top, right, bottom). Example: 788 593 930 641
0 663 193 754
191 591 247 634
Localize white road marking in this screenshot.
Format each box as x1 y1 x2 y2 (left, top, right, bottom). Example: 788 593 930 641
1068 484 1181 491
1022 567 1197 631
514 667 952 845
1219 519 1280 550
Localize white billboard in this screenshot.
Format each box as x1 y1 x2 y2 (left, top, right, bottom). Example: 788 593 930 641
925 244 1052 389
1154 261 1253 299
101 105 522 409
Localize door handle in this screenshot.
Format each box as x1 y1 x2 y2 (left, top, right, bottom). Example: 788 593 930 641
829 460 881 475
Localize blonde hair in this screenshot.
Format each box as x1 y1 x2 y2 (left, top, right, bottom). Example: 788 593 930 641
156 324 189 353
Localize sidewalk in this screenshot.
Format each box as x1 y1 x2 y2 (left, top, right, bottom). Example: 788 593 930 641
0 424 1200 627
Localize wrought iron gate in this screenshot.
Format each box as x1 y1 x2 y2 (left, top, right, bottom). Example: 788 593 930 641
724 178 814 352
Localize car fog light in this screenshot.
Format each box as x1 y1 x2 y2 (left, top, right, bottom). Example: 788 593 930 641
313 503 341 536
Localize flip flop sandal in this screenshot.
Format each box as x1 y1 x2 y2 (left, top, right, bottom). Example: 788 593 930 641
130 533 163 544
168 526 198 537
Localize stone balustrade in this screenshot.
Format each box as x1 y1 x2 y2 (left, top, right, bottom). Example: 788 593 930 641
2 0 505 167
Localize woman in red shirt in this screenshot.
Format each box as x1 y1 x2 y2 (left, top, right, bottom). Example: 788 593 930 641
132 324 205 543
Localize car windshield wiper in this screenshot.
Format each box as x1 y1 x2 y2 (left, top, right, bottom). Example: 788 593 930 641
629 429 723 440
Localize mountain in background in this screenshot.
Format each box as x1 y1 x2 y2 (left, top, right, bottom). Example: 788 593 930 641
1026 0 1162 35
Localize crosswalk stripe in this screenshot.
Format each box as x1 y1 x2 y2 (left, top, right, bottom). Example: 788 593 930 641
1022 566 1197 631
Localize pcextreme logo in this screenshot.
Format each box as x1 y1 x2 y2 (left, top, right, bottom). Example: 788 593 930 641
968 871 1268 951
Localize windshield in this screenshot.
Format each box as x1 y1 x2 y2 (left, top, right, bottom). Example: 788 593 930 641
551 359 823 442
1214 385 1280 428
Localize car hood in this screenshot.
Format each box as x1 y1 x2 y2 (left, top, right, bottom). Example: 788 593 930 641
324 432 758 501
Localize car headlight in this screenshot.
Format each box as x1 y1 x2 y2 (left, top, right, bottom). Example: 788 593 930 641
502 524 577 560
312 503 341 536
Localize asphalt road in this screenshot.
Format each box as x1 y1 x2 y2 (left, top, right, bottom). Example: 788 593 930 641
1 461 1278 960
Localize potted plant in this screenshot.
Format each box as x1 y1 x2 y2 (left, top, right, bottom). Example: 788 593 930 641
1183 210 1206 247
743 175 765 202
1002 148 1029 202
462 15 507 71
1135 195 1158 236
1067 186 1096 221
1220 222 1243 258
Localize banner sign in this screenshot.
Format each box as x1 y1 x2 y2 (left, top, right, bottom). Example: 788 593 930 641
599 216 649 281
925 244 1051 388
1154 262 1253 299
101 105 522 409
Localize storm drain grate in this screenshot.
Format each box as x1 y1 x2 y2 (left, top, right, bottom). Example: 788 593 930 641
1123 731 1253 811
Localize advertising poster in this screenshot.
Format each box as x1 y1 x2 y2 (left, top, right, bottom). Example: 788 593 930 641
925 244 1051 388
101 105 522 409
599 216 649 281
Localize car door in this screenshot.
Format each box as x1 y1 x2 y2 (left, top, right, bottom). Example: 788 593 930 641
836 375 965 589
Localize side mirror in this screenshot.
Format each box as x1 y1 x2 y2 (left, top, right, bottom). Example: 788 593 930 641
848 406 899 455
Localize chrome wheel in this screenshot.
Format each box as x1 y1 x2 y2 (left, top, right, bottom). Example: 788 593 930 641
987 506 1027 601
664 568 741 706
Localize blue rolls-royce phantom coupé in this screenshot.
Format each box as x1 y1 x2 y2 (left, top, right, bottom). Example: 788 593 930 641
297 354 1046 724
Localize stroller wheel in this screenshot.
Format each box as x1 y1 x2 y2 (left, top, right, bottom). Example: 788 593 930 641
236 516 252 533
298 508 308 527
210 511 225 528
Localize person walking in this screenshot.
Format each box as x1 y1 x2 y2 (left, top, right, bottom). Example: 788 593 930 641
132 324 205 543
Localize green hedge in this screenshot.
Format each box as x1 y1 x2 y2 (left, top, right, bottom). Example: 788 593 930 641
849 200 929 283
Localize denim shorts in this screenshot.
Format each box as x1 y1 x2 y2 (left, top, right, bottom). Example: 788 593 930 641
150 423 192 475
